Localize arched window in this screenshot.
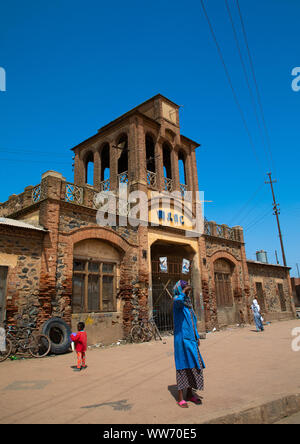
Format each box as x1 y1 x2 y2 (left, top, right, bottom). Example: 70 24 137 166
84 152 94 186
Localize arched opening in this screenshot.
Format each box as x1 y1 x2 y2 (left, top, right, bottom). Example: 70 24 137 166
100 143 110 182
214 259 234 308
162 143 172 178
162 142 172 191
72 239 121 313
146 134 157 188
84 152 94 186
151 240 196 331
178 150 186 185
117 134 128 175
146 134 155 173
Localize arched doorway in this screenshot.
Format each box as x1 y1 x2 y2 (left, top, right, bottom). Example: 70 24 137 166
151 241 196 331
214 258 233 308
213 258 236 325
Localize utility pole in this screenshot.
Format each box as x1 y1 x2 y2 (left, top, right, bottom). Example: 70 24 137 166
296 263 300 279
265 172 287 267
275 250 279 265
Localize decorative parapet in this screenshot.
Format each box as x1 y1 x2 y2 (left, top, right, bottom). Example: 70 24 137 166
64 183 84 205
204 219 242 242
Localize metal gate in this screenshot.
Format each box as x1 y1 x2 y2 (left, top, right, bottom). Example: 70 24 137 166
151 258 192 332
0 266 8 325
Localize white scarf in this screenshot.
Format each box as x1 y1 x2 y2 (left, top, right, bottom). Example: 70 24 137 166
251 299 260 312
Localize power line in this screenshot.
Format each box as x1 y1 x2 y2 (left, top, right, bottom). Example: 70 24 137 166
243 207 273 232
236 0 276 175
228 182 264 226
200 0 265 173
0 149 71 158
0 157 71 165
225 0 272 171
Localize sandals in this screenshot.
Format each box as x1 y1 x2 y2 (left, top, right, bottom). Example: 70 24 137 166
177 400 188 408
188 395 202 405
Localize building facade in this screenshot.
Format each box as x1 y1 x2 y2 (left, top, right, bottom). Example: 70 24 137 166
0 95 296 344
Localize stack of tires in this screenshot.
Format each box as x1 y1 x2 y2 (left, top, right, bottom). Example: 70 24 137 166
41 317 72 355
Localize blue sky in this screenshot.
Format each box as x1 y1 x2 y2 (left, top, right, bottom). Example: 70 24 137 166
0 0 299 274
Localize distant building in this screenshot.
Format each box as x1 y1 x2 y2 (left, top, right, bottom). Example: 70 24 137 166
291 278 300 307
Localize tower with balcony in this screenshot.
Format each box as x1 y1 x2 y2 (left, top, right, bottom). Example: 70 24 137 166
72 94 200 200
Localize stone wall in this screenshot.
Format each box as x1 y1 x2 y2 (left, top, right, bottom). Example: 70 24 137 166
247 261 295 322
0 226 43 325
201 232 250 331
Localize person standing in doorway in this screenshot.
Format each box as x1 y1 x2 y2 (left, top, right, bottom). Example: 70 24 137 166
172 280 205 408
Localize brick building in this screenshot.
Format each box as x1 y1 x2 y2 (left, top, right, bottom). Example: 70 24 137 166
291 278 300 307
0 95 296 344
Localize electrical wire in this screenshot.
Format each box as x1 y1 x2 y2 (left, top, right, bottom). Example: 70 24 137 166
243 208 273 233
225 0 272 172
228 182 264 226
200 0 265 174
0 157 70 165
236 0 276 176
0 148 72 157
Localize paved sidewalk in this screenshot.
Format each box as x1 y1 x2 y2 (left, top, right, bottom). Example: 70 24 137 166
0 319 300 424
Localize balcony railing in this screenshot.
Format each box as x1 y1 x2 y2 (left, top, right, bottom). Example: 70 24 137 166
204 219 241 242
164 177 173 192
65 183 84 205
118 171 129 185
147 170 157 189
180 183 188 196
99 178 111 192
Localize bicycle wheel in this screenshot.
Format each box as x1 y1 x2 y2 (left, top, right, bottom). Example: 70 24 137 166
130 325 144 343
143 326 153 342
0 338 12 362
28 334 51 358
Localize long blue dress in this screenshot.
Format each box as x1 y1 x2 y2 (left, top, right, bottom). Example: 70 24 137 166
251 304 264 331
173 286 205 390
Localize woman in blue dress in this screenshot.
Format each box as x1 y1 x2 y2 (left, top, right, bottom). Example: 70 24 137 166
173 280 205 408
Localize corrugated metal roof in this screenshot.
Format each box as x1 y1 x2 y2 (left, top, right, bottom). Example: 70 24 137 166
0 217 47 232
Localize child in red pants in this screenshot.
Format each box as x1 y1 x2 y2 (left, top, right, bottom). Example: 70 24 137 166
70 322 87 372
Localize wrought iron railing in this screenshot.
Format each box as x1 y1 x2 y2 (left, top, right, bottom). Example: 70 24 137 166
164 177 173 192
99 178 111 192
31 183 47 203
147 170 157 189
118 171 129 185
180 183 187 196
65 183 83 205
204 219 241 242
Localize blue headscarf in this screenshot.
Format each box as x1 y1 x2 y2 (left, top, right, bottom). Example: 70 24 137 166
173 280 193 308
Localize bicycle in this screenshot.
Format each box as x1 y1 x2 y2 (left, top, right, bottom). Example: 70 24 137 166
130 319 149 343
0 321 51 362
130 314 162 343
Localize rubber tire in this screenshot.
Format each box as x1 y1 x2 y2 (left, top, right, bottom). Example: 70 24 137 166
41 317 71 355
